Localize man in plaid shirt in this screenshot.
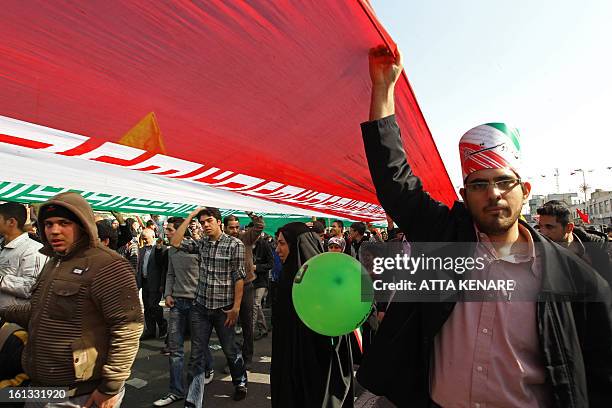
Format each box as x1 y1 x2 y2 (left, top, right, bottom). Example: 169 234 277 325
171 207 248 407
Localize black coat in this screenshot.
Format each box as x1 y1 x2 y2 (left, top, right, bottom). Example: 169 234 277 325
136 245 165 292
357 115 612 408
573 226 612 286
271 224 353 408
253 239 274 290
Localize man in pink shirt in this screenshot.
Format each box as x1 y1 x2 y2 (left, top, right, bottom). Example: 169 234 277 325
356 45 612 408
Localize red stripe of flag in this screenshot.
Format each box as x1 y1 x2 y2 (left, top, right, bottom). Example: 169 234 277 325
0 134 52 149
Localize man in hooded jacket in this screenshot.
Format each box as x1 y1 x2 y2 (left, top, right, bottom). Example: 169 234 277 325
0 192 143 408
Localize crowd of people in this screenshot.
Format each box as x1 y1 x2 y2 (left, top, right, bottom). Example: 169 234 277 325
0 193 394 408
0 45 611 408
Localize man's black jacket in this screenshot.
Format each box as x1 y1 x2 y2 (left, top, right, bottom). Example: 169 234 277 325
356 115 612 408
253 239 274 290
136 245 166 292
572 226 612 287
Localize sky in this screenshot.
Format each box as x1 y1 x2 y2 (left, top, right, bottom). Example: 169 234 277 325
371 0 612 201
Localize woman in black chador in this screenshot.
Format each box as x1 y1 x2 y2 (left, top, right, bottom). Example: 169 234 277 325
270 222 354 408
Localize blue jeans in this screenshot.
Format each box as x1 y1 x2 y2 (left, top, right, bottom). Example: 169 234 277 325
186 302 247 408
168 298 212 397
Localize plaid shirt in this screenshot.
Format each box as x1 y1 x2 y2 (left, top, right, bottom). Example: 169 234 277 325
181 232 246 309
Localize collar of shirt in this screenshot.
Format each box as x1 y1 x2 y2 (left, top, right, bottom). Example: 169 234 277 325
1 232 30 250
474 223 537 270
202 232 229 245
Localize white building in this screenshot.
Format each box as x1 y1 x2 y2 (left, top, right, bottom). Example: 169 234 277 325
528 192 579 218
586 189 612 226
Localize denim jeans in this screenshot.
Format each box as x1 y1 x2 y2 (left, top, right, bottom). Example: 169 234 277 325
168 298 212 397
253 287 268 332
186 302 247 408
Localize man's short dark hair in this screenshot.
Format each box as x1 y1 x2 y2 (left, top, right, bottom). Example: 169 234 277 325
350 221 366 235
332 220 344 229
223 214 239 227
0 202 27 230
537 200 572 227
167 217 185 230
387 228 403 241
96 219 112 242
197 207 222 222
311 221 325 234
146 220 155 228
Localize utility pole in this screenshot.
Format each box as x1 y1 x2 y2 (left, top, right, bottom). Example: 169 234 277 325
554 168 560 193
572 169 591 213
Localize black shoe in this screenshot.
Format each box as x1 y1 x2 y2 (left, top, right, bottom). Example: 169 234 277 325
233 384 247 401
140 331 156 341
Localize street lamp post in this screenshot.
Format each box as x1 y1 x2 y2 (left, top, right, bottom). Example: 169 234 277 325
571 168 593 215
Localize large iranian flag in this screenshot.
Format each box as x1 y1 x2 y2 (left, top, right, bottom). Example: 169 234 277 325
0 1 455 220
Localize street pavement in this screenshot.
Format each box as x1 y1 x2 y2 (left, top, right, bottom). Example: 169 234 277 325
122 309 395 408
123 319 273 407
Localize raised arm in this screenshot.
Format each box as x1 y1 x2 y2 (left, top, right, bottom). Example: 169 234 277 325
110 211 125 224
171 207 201 248
362 45 452 242
368 45 403 121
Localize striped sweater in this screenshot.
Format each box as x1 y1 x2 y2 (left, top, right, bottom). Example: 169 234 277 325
0 192 143 395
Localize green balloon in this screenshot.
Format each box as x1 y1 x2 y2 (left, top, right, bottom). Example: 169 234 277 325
293 252 374 336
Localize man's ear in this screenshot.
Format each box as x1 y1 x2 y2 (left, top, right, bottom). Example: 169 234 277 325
7 217 18 229
459 188 466 202
566 222 575 235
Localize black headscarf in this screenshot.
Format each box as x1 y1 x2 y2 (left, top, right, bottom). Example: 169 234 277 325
279 222 322 276
271 222 354 408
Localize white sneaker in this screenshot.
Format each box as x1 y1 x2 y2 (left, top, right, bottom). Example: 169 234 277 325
153 393 183 407
204 369 214 385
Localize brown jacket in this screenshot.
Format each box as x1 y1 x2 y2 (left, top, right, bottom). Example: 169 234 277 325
0 193 143 395
240 214 264 283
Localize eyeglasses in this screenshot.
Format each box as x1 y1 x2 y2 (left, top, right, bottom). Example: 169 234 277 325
464 178 521 193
